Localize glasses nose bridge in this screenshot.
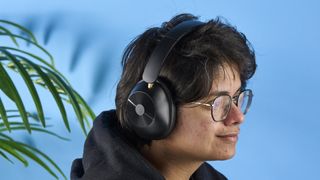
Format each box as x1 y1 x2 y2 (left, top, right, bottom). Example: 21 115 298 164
231 96 239 107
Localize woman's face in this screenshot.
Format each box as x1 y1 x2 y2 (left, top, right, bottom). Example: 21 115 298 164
162 65 245 161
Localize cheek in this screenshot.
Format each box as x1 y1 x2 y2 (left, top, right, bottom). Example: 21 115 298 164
175 107 215 142
165 107 236 160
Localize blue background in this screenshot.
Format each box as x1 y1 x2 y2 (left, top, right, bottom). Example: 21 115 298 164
0 0 319 179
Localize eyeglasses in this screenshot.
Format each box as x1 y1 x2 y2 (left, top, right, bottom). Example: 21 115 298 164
192 89 253 122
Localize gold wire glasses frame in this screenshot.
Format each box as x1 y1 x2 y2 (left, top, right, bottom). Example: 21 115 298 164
192 89 253 122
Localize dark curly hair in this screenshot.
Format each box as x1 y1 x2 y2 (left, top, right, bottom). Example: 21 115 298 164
115 13 256 146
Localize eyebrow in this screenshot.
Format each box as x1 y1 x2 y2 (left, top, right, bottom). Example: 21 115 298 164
208 87 242 98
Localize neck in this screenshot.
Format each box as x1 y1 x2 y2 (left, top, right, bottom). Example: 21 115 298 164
141 142 203 180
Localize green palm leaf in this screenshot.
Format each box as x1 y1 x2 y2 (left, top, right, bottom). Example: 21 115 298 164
0 149 14 163
0 46 54 70
0 121 69 141
0 49 45 127
0 19 96 179
74 90 96 121
18 57 70 132
0 139 66 179
20 56 94 133
0 132 14 141
0 119 69 178
0 20 37 43
45 68 86 134
0 33 54 66
0 62 30 133
0 141 29 166
0 96 10 131
0 27 19 47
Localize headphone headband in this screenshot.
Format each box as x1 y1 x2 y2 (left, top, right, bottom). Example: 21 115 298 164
142 20 204 83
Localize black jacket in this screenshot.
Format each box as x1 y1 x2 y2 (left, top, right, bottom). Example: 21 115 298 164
71 110 227 180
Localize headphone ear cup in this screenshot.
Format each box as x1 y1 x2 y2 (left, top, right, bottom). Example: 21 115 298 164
125 80 176 140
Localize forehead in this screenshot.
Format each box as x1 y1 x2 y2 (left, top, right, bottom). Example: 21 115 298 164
210 64 241 95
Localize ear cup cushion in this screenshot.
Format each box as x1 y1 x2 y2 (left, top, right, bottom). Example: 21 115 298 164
155 79 176 137
125 80 176 139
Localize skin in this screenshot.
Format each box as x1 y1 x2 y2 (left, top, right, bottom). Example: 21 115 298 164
141 65 245 180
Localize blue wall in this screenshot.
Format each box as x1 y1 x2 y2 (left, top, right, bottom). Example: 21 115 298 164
0 0 319 179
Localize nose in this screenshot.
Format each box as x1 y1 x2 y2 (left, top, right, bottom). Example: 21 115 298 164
224 103 245 126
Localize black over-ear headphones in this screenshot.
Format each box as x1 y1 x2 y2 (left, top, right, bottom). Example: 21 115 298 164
125 20 204 140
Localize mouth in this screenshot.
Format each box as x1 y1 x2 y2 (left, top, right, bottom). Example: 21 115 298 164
216 133 239 143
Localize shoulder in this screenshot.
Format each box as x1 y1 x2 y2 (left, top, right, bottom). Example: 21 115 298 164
191 162 228 180
93 110 117 127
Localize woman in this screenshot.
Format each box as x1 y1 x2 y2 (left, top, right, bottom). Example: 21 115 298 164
71 13 256 180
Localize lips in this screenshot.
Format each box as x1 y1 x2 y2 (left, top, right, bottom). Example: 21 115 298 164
216 132 239 143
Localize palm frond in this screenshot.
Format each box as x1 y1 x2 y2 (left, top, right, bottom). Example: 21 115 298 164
45 68 86 134
0 62 30 132
0 19 96 179
0 121 69 141
18 57 70 132
0 20 37 44
0 96 10 131
0 131 14 141
0 140 29 166
0 138 66 179
0 27 19 47
0 23 96 133
0 149 14 163
0 117 69 179
0 33 54 66
0 49 45 127
0 46 54 70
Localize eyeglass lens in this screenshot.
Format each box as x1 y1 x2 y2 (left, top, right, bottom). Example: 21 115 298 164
212 90 252 121
238 90 252 115
212 96 231 121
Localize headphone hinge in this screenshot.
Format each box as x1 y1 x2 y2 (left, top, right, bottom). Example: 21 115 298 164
148 83 154 89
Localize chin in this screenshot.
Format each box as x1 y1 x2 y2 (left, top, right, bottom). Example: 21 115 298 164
209 148 236 161
222 148 237 160
221 152 236 160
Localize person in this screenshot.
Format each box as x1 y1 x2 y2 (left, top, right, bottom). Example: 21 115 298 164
71 13 257 180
